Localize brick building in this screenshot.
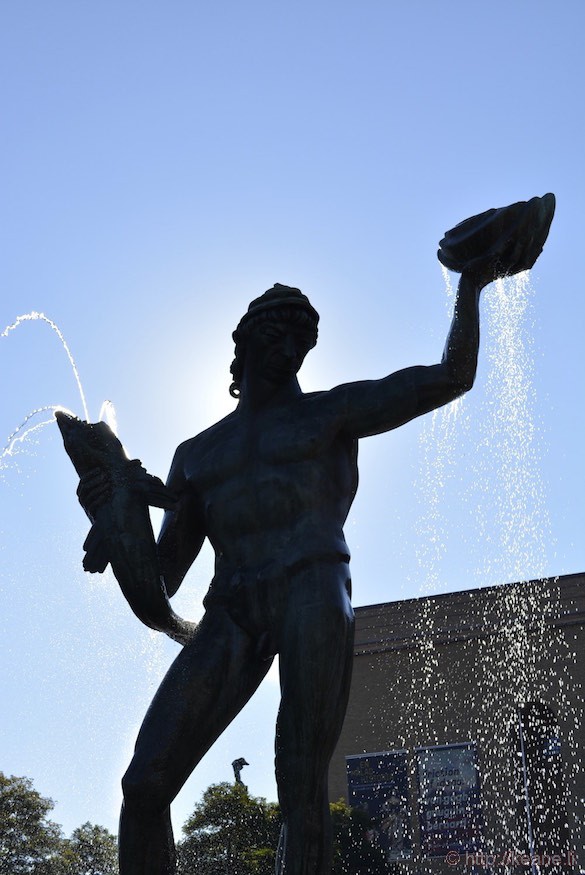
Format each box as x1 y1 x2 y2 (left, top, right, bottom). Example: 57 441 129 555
329 572 585 871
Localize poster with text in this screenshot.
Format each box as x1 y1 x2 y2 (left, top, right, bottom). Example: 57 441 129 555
416 743 482 857
346 750 412 861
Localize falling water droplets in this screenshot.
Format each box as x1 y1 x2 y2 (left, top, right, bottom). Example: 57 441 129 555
98 400 119 435
1 405 73 468
399 271 582 855
2 312 90 421
1 312 117 464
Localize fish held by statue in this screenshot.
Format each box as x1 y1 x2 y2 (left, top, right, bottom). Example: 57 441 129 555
55 411 194 644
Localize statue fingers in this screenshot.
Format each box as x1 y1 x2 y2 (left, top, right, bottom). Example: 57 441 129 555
149 491 179 511
76 467 112 516
144 480 178 510
133 470 178 510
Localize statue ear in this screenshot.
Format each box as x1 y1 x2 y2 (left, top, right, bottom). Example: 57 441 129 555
229 344 245 398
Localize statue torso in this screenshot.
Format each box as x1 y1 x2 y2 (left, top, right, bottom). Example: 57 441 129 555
181 391 357 572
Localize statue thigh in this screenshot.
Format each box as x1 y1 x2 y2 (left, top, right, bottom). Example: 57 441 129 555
122 607 273 811
275 562 355 804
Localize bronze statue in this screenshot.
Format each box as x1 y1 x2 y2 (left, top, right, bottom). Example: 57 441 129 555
58 194 555 874
232 757 249 786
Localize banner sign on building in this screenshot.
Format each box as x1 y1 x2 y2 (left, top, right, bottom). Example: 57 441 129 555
416 742 482 857
346 750 412 861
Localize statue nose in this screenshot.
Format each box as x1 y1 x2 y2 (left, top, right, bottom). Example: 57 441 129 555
281 335 297 360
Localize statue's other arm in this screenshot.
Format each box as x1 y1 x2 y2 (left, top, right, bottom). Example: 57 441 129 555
329 270 489 439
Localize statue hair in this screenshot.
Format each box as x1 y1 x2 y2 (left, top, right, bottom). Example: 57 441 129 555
229 306 318 398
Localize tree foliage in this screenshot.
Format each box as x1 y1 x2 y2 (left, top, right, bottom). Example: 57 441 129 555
1 770 389 874
0 772 118 875
176 782 280 875
0 771 63 874
330 798 389 874
177 783 389 874
59 822 118 875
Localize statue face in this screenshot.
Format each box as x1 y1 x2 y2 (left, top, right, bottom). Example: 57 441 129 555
246 318 313 385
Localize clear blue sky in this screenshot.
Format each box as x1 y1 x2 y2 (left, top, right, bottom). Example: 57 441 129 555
1 0 583 840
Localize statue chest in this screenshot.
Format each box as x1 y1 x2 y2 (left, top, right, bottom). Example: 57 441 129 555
183 407 341 495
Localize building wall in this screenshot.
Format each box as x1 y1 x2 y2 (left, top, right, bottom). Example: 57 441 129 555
329 572 585 871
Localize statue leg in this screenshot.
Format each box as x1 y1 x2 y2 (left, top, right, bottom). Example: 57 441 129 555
275 563 355 875
118 607 273 875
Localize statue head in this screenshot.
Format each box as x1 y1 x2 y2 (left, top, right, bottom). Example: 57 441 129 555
229 284 319 397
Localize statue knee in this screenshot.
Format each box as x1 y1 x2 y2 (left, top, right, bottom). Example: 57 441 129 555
121 758 168 813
